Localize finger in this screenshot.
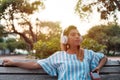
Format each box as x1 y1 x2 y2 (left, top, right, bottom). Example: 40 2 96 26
2 59 9 65
2 62 7 66
92 68 97 72
3 59 9 62
97 70 100 74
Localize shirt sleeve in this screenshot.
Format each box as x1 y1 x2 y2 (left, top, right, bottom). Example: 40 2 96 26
37 51 60 76
89 50 105 71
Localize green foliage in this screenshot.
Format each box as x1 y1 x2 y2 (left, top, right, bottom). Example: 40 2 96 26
33 37 60 59
16 40 27 49
0 38 4 42
6 38 16 43
0 24 7 37
0 25 4 37
75 0 120 21
6 38 27 52
86 23 120 55
7 41 27 52
7 42 18 52
33 21 62 58
0 0 43 15
81 38 106 52
38 21 62 41
87 25 107 44
0 0 44 50
0 43 7 50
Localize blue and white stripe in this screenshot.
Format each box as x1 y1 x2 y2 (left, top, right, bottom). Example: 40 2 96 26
37 49 104 80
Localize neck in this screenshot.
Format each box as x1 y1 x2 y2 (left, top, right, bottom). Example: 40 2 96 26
67 47 78 54
67 47 84 61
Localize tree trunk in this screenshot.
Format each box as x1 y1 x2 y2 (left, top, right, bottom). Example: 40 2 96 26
112 49 116 56
106 49 110 55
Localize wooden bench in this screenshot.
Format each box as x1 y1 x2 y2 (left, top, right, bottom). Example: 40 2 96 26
0 59 120 80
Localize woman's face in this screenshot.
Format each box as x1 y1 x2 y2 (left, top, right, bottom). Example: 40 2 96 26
67 29 81 47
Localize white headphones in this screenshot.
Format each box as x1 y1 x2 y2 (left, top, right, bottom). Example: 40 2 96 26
60 33 83 44
60 34 68 44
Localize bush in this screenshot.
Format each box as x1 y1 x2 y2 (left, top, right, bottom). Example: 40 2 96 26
0 43 7 50
33 37 60 59
81 38 106 52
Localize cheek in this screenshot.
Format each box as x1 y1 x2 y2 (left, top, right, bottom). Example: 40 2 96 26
68 38 74 42
67 39 72 44
68 39 80 45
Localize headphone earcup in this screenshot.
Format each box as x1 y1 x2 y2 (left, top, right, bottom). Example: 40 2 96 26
60 35 68 44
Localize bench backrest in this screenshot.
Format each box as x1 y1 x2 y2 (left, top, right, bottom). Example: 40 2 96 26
100 60 120 80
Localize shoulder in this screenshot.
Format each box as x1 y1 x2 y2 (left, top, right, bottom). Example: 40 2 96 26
84 49 95 55
84 49 101 59
49 51 65 58
84 49 94 59
84 49 104 58
53 51 65 55
84 48 104 54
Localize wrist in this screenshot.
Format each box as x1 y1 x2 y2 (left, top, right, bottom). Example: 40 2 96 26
97 66 101 70
11 61 17 66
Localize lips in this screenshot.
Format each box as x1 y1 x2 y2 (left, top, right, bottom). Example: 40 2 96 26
75 40 80 43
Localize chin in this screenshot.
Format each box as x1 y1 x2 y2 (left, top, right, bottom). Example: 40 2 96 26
74 44 80 46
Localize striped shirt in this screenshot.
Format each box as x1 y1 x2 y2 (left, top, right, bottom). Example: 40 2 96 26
37 49 104 80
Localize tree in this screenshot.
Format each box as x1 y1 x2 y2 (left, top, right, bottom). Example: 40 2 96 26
37 21 62 41
0 0 44 50
86 23 120 55
86 25 107 44
33 21 62 58
75 0 120 22
6 38 27 52
0 25 4 37
0 43 7 50
0 24 7 37
81 38 106 52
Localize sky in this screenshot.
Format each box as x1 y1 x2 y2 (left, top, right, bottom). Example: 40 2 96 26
36 0 101 35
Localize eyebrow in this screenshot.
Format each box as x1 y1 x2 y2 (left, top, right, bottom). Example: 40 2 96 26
70 32 80 35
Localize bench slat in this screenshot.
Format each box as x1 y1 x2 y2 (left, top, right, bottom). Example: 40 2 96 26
100 66 120 74
0 67 46 74
1 66 119 74
0 75 57 80
101 74 120 80
104 60 120 66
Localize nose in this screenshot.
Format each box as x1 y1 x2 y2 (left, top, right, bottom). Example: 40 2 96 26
74 34 80 40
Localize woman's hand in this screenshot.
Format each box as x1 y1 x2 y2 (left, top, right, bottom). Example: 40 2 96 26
92 66 100 74
2 59 15 66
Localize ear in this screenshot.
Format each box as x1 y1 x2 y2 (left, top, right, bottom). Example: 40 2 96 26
60 35 68 44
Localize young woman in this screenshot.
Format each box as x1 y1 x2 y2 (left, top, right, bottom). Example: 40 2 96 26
2 25 107 80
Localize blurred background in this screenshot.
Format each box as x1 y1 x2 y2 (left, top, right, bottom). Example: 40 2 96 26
0 0 120 60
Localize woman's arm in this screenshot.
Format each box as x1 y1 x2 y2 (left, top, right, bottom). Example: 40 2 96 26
97 55 107 69
93 55 107 73
2 59 41 70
